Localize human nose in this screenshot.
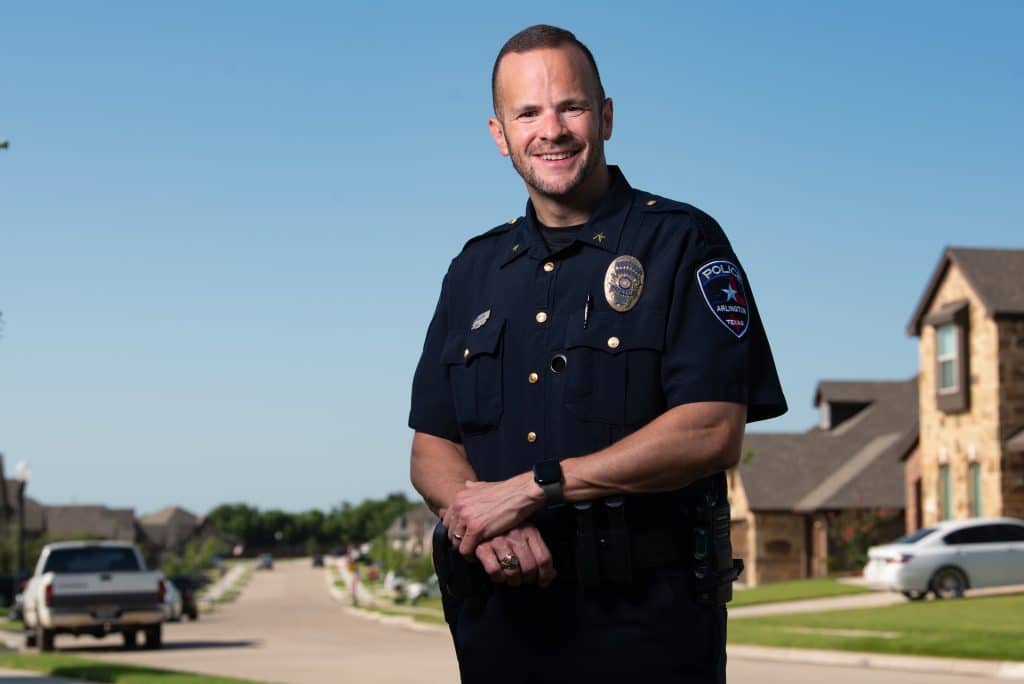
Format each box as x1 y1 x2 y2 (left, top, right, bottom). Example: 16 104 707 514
538 110 569 141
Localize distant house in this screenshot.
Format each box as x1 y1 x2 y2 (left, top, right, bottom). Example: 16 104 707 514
906 247 1024 527
138 506 202 552
730 378 916 585
42 505 141 542
384 504 438 556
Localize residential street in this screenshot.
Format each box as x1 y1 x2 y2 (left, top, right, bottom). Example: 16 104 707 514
23 558 1012 684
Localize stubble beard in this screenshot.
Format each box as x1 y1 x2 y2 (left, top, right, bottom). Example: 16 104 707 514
506 134 599 200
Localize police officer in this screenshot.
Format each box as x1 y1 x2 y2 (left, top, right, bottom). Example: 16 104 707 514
409 24 786 684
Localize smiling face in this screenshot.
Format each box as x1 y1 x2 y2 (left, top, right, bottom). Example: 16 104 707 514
489 45 613 208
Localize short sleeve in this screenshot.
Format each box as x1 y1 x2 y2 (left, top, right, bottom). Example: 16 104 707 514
661 215 787 423
408 271 462 442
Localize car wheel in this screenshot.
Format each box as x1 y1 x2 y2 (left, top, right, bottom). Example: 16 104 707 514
901 590 927 601
144 624 162 649
930 566 968 599
122 630 138 648
24 631 37 648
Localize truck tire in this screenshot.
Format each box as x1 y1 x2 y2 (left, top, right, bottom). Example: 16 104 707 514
122 630 138 648
144 624 162 649
37 624 55 652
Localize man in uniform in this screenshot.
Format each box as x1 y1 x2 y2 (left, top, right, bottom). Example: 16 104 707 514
409 24 786 683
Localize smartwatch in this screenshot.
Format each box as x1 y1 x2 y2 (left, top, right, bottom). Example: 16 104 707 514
533 459 565 507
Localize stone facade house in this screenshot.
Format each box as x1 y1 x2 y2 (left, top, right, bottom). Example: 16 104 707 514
905 247 1024 528
730 379 914 585
385 504 438 556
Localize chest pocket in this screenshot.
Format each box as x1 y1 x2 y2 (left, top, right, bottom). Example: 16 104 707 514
441 318 505 435
564 309 665 426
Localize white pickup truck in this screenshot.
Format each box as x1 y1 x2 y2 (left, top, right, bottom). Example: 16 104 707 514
23 540 165 651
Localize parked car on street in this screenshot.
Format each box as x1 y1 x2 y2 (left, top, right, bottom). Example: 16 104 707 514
161 575 183 622
863 517 1024 600
169 575 200 621
257 553 274 570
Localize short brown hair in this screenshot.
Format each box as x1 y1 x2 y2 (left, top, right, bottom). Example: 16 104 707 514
491 24 605 115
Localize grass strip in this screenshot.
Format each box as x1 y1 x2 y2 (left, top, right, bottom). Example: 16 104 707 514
729 592 1024 661
0 651 262 683
731 578 870 607
0 619 26 633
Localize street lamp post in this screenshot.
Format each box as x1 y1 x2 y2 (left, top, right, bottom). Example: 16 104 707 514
14 462 31 580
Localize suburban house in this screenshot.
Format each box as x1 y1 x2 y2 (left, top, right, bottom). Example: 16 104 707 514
139 506 203 552
730 378 915 586
905 247 1024 528
42 505 140 541
384 504 438 556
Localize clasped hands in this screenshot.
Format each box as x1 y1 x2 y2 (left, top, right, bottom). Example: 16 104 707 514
440 472 556 588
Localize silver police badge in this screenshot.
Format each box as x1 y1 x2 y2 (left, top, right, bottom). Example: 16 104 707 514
604 256 644 312
470 309 491 330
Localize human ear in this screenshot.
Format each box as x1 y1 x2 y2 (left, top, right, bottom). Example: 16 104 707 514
488 117 510 157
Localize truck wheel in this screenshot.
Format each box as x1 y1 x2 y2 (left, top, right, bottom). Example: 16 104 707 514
122 630 138 648
37 625 55 652
144 624 162 649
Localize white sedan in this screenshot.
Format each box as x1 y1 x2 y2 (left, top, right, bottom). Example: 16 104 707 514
863 517 1024 600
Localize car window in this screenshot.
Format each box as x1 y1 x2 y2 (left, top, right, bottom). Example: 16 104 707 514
42 547 141 573
988 524 1024 543
943 526 992 545
894 527 937 544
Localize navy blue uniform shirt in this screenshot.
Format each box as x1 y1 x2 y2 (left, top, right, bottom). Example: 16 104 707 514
410 167 786 485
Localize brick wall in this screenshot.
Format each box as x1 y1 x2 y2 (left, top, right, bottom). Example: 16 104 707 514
998 318 1024 517
918 263 1003 524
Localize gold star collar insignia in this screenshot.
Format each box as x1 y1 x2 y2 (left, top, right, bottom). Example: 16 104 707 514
593 232 607 243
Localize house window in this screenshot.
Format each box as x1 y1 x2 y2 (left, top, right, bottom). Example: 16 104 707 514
970 462 983 517
924 300 970 413
940 464 952 520
936 324 958 393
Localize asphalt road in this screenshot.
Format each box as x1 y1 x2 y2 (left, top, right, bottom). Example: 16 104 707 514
37 558 1006 684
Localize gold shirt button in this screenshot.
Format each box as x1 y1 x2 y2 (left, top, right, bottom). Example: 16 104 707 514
646 199 657 206
535 311 548 324
464 348 470 359
543 261 555 272
607 336 620 349
527 431 538 443
528 372 539 384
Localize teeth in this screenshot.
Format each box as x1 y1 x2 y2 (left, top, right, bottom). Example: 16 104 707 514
541 152 575 160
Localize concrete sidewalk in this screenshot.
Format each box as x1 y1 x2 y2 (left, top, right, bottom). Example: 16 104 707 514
0 666 84 683
729 645 1024 680
731 583 1024 619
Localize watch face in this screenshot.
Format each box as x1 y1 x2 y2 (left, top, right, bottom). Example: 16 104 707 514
534 460 562 486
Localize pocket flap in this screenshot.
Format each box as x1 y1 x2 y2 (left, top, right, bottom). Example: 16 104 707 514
442 318 505 364
565 309 664 354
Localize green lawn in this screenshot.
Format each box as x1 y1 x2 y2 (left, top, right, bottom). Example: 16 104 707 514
0 618 26 633
0 652 262 684
729 593 1024 661
360 604 446 626
731 578 871 607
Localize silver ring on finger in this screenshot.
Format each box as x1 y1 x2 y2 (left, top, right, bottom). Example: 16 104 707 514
499 553 520 571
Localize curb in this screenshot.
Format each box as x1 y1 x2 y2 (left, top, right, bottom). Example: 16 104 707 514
323 566 447 634
729 645 1024 680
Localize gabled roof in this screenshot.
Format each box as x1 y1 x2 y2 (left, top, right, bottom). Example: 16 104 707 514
43 505 138 542
139 506 202 548
740 377 918 512
908 247 1024 336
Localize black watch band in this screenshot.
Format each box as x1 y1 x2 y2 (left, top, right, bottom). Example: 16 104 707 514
533 459 565 507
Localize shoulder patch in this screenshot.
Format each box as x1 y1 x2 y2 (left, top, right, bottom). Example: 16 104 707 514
696 259 749 338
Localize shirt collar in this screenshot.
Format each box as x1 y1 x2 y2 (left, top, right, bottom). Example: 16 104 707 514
500 166 634 267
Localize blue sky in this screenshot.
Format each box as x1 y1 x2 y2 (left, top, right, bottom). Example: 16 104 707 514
1 2 1021 514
